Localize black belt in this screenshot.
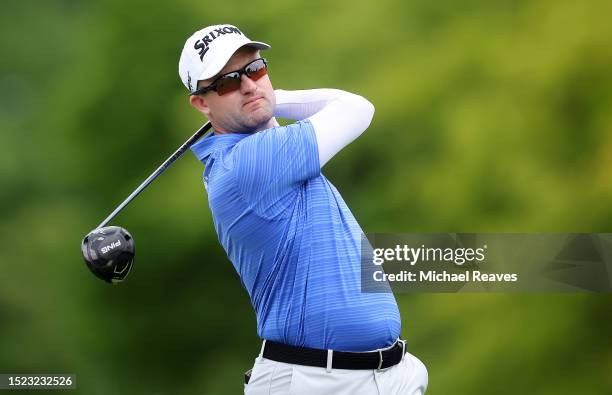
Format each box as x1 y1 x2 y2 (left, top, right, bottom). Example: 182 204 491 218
261 339 406 370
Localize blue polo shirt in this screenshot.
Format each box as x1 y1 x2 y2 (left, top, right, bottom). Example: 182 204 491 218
191 120 400 351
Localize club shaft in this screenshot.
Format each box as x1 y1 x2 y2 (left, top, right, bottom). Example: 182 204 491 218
96 122 213 229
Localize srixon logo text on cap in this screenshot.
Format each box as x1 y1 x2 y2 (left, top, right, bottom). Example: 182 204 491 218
194 26 243 61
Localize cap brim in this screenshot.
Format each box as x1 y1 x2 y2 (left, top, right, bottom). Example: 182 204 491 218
196 40 271 82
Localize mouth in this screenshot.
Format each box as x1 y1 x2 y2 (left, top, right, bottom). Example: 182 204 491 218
243 95 264 107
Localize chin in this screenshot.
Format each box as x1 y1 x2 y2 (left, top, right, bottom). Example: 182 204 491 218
247 110 274 130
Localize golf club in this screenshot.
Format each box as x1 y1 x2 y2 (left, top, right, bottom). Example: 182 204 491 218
81 121 213 283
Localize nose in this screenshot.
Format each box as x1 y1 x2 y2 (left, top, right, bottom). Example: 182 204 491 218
240 73 257 94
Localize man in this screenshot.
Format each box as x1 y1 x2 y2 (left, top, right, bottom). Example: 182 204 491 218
178 24 428 394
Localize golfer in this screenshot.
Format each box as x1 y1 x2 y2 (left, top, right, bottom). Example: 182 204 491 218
179 24 428 394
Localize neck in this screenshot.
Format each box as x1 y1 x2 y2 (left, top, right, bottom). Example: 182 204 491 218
213 117 279 135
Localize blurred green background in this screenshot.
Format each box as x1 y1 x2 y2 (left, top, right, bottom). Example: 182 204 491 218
1 0 611 394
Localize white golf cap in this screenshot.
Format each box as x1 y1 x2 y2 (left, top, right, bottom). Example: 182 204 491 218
178 24 270 93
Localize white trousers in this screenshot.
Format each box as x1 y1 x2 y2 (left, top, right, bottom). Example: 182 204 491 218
244 350 428 395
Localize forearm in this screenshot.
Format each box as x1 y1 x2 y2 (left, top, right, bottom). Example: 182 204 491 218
274 89 344 120
274 89 375 166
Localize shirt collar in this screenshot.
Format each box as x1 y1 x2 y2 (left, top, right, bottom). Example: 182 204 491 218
190 131 250 162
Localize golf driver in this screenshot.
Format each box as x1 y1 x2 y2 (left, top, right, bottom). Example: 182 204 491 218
81 121 213 283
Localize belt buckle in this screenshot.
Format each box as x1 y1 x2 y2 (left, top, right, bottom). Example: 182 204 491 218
377 339 404 371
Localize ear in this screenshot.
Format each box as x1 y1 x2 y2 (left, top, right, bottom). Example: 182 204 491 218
189 95 212 118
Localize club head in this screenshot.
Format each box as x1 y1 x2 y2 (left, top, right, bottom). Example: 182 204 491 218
81 226 135 283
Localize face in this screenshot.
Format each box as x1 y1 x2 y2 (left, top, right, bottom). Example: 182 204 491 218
189 47 276 134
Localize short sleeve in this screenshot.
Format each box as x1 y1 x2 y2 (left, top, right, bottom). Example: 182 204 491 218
231 120 321 216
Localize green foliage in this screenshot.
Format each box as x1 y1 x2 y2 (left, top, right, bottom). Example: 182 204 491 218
1 0 610 393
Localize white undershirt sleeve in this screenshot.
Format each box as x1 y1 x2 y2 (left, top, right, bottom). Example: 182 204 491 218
274 89 375 167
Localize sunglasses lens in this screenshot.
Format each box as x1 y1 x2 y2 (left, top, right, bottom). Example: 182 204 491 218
212 60 268 96
246 60 268 81
216 73 242 95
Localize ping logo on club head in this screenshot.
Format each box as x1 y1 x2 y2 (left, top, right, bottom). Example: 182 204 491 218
101 240 122 254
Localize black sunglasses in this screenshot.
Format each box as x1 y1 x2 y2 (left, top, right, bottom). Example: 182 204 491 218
190 58 268 96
